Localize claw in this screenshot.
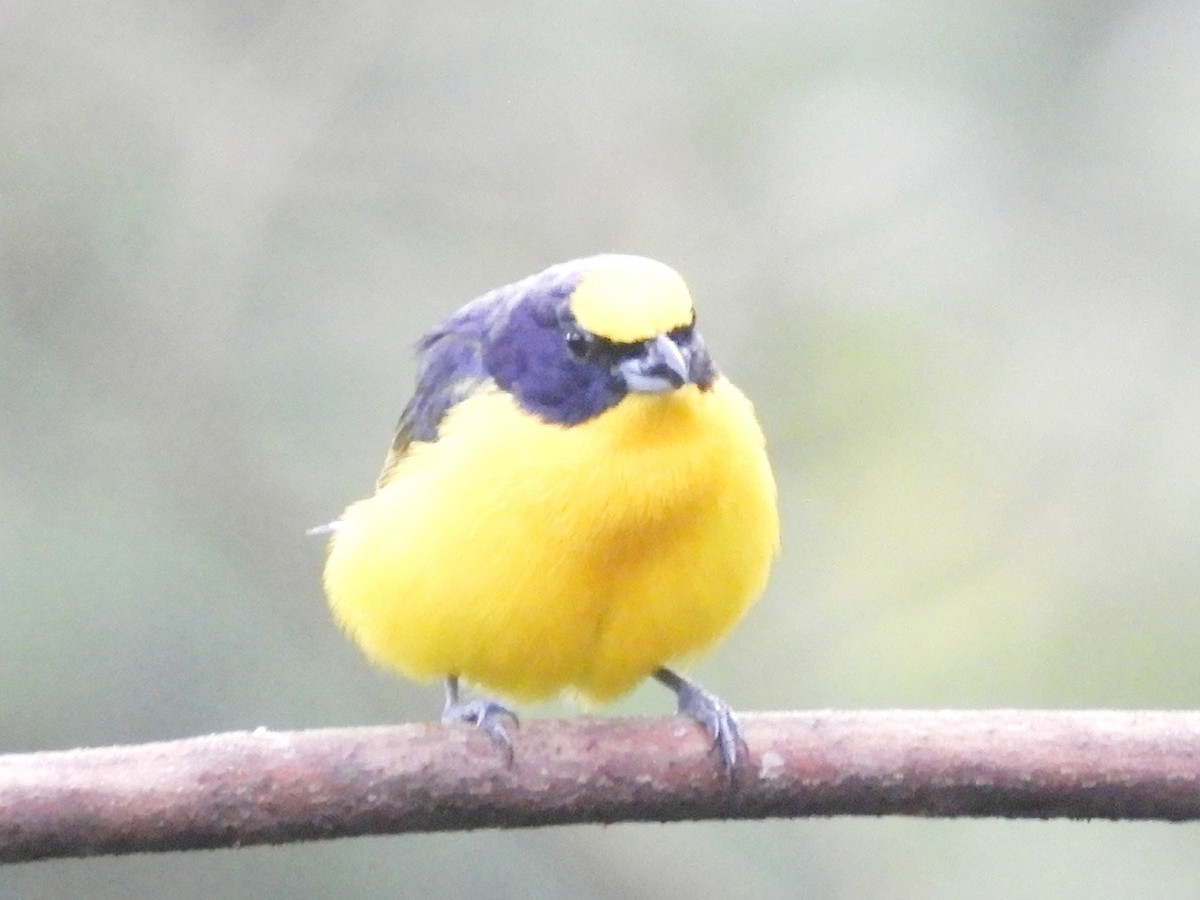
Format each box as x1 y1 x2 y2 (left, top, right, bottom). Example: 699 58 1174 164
654 667 745 773
442 676 519 764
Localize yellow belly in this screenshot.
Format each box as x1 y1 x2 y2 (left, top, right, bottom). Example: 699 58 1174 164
322 378 778 704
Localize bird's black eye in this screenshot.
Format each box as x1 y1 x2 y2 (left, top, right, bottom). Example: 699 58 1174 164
564 328 595 360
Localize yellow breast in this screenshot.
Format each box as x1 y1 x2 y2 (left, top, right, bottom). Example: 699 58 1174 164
322 378 778 704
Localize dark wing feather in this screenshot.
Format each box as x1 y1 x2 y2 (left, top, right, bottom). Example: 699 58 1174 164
375 290 508 489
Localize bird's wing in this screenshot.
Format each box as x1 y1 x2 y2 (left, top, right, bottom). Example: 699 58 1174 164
375 295 499 490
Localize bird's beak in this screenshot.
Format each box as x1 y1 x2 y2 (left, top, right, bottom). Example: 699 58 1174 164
618 333 690 394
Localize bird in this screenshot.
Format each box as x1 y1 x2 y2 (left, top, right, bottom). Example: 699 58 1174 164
317 254 778 770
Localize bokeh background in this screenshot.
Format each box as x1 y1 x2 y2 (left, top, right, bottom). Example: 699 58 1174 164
4 1 1200 897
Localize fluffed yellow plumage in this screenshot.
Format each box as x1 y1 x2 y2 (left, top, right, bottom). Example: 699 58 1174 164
319 255 778 768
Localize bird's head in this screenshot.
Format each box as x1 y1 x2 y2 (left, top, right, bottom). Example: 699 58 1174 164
483 255 717 426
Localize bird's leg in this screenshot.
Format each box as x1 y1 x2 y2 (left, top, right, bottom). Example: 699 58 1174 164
441 675 520 763
653 667 745 772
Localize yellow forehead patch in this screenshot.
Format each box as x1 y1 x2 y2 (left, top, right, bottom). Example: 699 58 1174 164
568 256 695 343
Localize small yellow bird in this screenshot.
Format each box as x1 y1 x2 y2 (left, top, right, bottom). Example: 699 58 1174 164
318 255 778 768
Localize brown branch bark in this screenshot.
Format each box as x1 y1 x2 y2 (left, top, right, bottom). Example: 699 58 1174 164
3 710 1200 864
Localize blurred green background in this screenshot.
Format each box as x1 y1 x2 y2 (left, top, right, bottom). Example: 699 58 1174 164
4 1 1200 897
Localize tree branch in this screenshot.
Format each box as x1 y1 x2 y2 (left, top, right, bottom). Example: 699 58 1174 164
4 710 1200 864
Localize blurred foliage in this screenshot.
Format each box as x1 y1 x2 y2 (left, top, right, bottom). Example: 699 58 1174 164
4 0 1200 897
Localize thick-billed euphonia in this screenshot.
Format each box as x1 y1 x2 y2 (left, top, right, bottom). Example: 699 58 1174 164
318 254 778 768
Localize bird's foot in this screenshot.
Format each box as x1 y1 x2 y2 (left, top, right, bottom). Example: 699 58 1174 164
442 676 519 763
654 667 745 773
